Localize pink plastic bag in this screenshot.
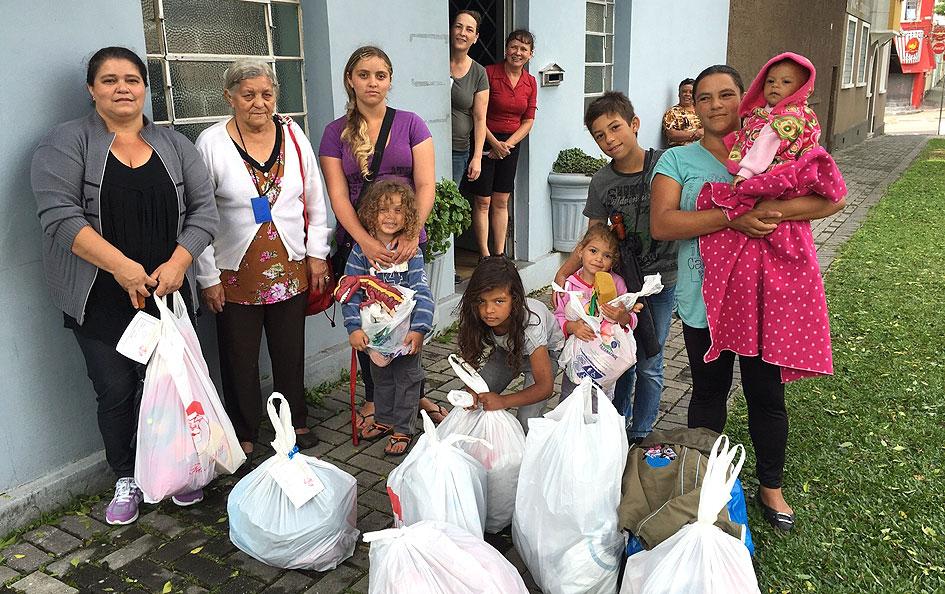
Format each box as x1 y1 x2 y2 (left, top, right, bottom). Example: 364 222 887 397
134 293 245 503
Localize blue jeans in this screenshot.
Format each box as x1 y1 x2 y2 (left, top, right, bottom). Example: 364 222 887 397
613 284 677 439
452 150 469 184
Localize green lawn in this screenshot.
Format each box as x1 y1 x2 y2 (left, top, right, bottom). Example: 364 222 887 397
726 139 945 593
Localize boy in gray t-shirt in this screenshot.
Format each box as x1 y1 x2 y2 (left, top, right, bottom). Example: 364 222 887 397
583 150 677 287
554 91 678 443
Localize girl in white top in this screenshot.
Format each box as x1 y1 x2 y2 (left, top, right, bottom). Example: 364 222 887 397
457 256 565 430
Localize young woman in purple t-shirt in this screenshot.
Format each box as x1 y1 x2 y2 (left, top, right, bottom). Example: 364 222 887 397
319 46 447 432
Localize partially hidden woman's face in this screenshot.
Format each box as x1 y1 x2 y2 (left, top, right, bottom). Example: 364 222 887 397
226 75 276 128
504 38 533 69
678 84 694 107
451 13 479 52
347 56 392 107
693 73 742 137
88 58 147 122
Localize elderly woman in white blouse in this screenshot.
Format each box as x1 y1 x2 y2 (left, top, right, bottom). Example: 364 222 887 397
195 58 331 455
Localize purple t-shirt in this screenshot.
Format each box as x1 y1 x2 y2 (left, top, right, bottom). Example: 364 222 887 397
319 109 431 244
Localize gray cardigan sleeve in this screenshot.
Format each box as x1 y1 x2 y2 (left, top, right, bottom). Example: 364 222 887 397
31 134 92 253
174 135 218 258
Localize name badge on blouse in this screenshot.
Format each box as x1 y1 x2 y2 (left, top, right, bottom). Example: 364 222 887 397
251 196 273 224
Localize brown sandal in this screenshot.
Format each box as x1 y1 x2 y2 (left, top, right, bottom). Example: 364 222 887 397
360 422 393 441
384 434 413 457
419 404 449 424
355 411 375 431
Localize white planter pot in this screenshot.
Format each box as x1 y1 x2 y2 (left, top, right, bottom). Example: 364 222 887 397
548 172 591 252
424 253 449 301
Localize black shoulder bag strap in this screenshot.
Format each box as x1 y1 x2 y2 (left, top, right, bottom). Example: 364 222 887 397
358 107 397 204
332 107 397 274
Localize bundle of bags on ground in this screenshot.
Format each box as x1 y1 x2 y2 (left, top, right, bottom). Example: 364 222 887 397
386 410 489 537
555 274 663 397
513 377 629 593
134 292 244 503
619 427 754 558
363 521 528 593
435 354 526 533
227 394 358 570
620 434 760 594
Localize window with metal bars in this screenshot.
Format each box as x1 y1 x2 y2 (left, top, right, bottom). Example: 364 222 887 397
141 0 306 142
585 0 614 111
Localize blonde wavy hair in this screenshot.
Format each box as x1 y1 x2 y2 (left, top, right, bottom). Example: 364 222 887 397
341 46 393 179
357 180 420 240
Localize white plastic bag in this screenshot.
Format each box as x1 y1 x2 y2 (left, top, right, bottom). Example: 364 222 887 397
386 410 489 538
363 521 528 594
361 286 416 356
552 275 663 394
513 377 629 594
227 394 359 570
620 435 760 594
135 293 244 503
437 392 525 533
559 324 636 395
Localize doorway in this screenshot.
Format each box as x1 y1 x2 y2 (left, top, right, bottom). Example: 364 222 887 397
449 0 514 282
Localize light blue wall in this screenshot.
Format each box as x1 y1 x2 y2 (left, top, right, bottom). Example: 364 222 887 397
625 0 731 150
0 2 147 491
517 1 602 261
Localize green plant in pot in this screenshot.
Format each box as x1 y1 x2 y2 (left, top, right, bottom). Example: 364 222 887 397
552 147 609 176
423 178 472 262
548 148 607 252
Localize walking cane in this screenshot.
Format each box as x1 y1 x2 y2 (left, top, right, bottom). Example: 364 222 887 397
349 348 359 446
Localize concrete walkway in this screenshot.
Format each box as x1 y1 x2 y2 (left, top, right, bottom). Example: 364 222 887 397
0 134 929 594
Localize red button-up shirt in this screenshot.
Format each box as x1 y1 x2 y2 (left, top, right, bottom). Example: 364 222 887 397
485 62 538 134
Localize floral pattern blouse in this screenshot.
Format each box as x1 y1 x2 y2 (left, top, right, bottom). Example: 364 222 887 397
220 120 308 305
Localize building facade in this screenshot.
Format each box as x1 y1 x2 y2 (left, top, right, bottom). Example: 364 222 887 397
728 0 895 149
889 0 939 108
0 0 728 532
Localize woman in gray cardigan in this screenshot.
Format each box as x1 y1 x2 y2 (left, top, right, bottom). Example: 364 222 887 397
30 47 218 526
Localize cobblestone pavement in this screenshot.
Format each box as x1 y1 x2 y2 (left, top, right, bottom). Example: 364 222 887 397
0 134 928 593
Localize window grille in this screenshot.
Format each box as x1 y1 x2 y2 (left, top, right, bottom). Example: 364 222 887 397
141 0 305 141
585 0 615 111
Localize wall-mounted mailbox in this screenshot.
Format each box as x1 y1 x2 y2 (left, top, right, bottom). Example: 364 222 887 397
539 63 565 87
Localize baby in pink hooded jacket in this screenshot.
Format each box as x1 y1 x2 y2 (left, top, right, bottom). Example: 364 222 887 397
730 53 820 188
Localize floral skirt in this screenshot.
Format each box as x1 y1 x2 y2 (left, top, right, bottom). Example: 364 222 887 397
221 223 308 305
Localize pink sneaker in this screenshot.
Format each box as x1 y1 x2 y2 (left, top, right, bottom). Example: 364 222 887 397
105 478 143 525
171 489 204 507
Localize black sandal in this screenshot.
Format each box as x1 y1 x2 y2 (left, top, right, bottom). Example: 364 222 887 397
755 496 796 533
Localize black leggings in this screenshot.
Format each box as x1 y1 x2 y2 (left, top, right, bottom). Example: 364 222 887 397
683 324 788 488
73 330 145 478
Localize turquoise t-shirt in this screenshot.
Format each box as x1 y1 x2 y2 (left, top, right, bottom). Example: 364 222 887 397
652 142 732 329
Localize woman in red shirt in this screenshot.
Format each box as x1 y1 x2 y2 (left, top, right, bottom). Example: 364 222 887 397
461 29 537 258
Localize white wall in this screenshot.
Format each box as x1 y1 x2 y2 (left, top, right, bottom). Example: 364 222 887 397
0 1 147 496
626 0 731 150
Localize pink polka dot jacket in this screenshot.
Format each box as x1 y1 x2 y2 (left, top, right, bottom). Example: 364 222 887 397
695 52 847 383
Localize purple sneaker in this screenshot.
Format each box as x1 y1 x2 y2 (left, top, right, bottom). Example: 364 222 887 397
105 477 143 525
171 488 204 507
